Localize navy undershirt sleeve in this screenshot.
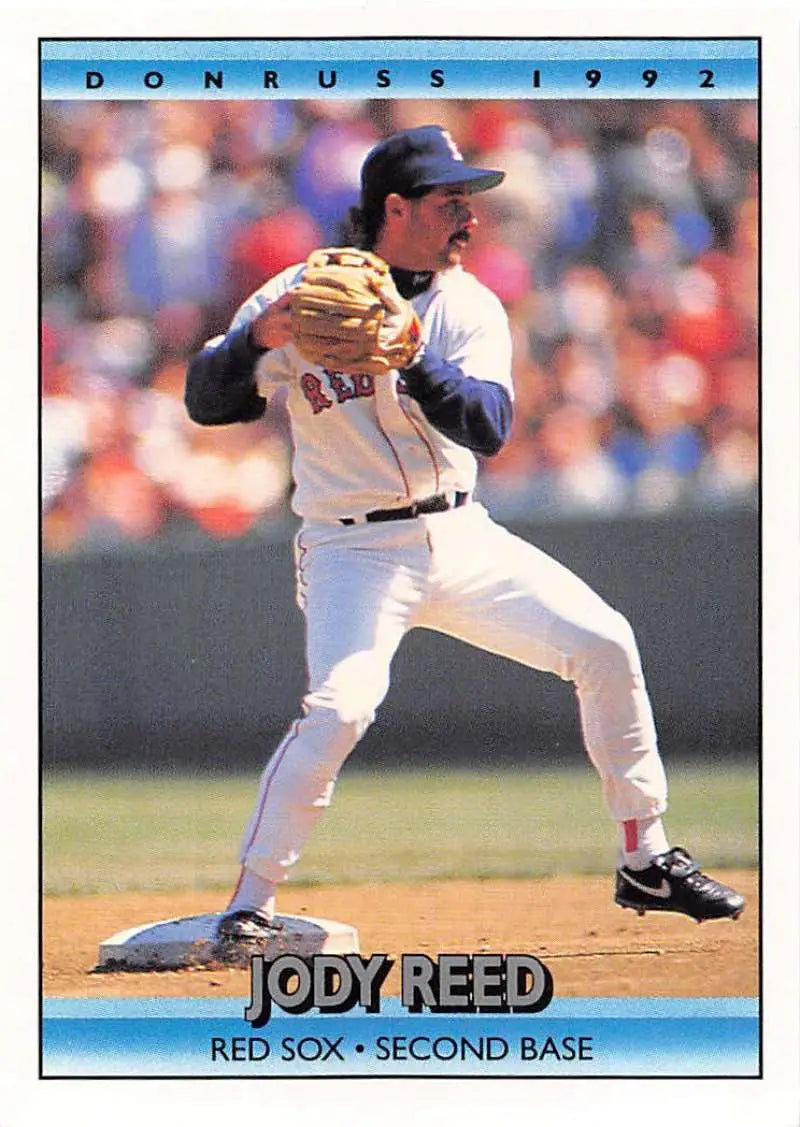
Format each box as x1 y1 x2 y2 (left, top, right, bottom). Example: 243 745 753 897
184 324 268 425
401 348 513 457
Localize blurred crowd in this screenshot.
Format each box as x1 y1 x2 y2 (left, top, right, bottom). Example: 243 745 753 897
41 97 758 554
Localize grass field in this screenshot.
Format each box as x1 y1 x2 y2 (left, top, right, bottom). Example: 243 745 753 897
42 763 758 896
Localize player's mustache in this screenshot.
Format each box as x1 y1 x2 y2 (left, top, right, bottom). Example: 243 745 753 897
449 229 472 246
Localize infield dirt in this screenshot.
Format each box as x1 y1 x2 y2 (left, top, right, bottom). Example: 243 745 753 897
43 871 758 998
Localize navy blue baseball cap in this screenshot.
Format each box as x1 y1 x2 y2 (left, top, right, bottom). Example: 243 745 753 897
360 125 505 205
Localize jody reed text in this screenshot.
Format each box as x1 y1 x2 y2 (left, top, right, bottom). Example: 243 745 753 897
244 953 554 1026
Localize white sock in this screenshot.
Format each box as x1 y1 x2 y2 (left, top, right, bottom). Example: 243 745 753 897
619 816 670 871
226 865 276 918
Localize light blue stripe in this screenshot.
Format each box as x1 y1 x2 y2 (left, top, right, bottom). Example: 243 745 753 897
41 57 757 101
43 996 759 1019
41 1012 759 1077
40 39 759 61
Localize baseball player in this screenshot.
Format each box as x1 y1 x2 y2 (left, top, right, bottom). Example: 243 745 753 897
184 125 744 951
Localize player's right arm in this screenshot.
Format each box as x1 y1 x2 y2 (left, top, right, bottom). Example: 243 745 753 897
184 276 296 426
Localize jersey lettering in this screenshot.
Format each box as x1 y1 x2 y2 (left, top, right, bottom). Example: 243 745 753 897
302 371 376 414
300 373 334 414
326 371 356 404
351 373 375 398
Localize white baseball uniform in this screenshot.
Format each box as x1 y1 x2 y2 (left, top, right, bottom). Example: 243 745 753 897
193 262 668 893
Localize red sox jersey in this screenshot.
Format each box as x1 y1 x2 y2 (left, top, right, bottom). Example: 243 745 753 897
227 264 514 523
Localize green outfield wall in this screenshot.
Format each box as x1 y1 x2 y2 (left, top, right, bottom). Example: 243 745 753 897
41 510 758 769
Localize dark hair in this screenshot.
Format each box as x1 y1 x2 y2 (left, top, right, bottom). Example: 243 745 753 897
340 203 383 250
341 186 433 250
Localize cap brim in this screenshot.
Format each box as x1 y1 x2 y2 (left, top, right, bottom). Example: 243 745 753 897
418 166 506 193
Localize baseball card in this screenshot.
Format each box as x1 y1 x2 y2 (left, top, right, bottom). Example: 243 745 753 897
19 5 799 1123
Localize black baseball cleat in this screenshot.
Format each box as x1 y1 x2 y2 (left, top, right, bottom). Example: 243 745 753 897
615 847 745 922
214 910 284 963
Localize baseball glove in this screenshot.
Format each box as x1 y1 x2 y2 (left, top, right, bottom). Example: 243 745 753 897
289 247 423 376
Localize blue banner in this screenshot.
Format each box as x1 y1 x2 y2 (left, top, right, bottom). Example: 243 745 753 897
40 39 758 101
42 997 759 1078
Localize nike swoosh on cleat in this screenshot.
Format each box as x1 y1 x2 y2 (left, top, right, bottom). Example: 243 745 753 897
619 870 672 899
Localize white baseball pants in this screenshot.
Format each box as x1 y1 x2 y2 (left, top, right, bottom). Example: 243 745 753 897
238 502 668 883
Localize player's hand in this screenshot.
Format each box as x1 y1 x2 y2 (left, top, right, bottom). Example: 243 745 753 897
248 292 293 351
288 247 423 375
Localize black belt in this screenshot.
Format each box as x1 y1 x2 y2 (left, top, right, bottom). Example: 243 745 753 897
340 491 469 526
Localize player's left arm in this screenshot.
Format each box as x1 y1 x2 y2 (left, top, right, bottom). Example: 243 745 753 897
400 292 513 457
